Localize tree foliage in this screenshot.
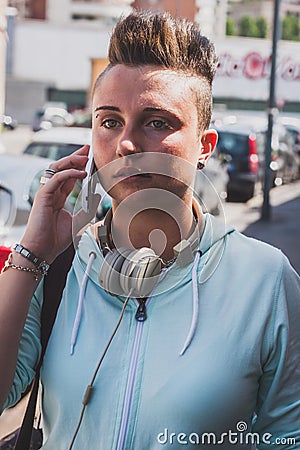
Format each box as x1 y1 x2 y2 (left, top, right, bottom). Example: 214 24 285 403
226 17 236 36
227 12 299 40
231 15 268 38
282 14 300 41
239 15 258 37
256 16 267 38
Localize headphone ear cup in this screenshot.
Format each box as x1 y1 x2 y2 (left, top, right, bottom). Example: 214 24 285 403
119 247 162 298
99 248 132 296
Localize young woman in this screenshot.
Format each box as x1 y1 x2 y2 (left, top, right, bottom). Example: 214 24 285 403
0 10 299 449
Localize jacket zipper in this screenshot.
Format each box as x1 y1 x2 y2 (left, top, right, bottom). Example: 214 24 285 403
135 298 147 322
115 298 149 450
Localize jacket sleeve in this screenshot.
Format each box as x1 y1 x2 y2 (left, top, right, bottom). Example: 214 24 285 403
0 281 43 413
253 254 300 449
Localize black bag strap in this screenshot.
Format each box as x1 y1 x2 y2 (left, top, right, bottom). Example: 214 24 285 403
40 244 75 351
14 244 75 450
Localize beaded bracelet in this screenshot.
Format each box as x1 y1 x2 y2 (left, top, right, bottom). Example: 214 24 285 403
1 253 45 281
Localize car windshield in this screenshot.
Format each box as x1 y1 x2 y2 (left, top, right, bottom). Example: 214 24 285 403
217 132 249 156
24 142 81 159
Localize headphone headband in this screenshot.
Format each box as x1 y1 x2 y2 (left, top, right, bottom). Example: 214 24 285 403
96 201 203 297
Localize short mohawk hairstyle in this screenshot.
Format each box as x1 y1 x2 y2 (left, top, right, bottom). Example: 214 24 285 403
108 10 218 85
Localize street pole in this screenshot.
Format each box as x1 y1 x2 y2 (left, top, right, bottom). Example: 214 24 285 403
261 0 281 221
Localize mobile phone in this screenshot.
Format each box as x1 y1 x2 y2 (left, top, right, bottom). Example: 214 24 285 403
82 147 97 213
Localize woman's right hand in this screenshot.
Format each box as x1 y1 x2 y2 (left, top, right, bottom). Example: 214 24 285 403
20 145 90 264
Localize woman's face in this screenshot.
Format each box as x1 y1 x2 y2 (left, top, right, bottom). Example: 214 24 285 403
92 64 215 207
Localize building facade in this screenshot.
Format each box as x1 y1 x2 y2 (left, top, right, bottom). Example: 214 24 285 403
132 0 228 38
228 0 300 38
11 0 228 37
132 0 196 21
4 0 300 123
11 0 133 24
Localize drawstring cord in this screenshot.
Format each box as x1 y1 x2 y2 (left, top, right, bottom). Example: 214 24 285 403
68 288 133 450
71 238 224 357
179 236 228 356
70 251 97 355
180 251 201 356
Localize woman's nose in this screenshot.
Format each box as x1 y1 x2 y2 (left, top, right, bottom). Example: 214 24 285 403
116 128 141 156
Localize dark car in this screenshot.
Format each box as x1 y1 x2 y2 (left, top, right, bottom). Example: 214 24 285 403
214 114 299 202
214 122 265 202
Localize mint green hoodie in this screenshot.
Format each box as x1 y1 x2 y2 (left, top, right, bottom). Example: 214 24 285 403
2 214 300 449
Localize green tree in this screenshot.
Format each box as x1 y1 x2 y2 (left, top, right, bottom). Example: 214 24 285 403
282 14 300 41
256 16 267 38
226 17 236 36
239 15 259 37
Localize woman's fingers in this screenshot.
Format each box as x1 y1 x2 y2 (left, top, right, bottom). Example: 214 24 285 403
37 144 91 201
47 144 90 172
18 145 93 262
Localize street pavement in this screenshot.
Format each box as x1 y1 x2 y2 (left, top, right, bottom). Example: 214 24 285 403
223 180 300 275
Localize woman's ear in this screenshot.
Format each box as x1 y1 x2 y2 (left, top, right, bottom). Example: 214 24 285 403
198 129 218 168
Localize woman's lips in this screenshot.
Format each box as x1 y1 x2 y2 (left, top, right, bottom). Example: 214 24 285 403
113 166 152 181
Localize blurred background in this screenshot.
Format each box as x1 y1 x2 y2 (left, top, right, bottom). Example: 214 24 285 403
1 0 300 123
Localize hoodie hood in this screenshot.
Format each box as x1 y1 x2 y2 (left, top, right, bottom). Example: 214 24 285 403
69 212 235 355
76 211 234 289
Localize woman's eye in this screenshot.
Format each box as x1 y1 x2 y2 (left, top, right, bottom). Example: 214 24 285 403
102 119 120 129
149 120 170 130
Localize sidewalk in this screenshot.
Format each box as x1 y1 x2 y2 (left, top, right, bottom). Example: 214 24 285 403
228 180 300 275
244 195 300 275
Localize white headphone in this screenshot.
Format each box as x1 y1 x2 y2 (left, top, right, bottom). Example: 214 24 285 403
96 207 202 298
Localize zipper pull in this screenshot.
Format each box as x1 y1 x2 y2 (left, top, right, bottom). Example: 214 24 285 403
135 299 147 322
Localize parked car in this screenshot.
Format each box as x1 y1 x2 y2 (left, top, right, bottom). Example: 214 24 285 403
271 121 299 184
279 116 300 174
32 105 74 132
23 126 92 160
214 114 299 201
0 114 18 130
279 116 300 153
0 153 53 213
213 122 265 202
0 153 53 249
0 183 15 230
194 149 229 214
71 108 92 128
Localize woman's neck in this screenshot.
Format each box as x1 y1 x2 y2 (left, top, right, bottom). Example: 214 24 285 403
108 199 200 262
